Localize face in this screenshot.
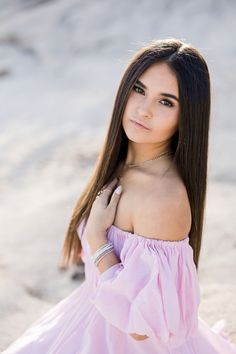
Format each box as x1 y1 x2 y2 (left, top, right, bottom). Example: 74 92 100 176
122 62 179 145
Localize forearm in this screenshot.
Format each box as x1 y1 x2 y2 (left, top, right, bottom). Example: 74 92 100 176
96 250 121 274
88 231 120 274
90 236 149 341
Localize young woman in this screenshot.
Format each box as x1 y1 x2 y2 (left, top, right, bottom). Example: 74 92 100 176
3 38 236 353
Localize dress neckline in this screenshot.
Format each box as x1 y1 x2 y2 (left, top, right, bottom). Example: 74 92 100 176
109 224 189 244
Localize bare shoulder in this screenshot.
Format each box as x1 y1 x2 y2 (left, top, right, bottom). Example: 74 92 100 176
133 173 192 241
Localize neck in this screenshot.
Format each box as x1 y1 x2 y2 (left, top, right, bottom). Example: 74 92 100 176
125 141 171 165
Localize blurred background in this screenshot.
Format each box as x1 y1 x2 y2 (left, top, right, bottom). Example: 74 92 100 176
0 0 236 349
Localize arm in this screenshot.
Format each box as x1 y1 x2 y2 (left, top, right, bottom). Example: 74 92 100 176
88 233 149 341
90 239 200 348
91 185 195 344
98 253 149 341
80 180 198 346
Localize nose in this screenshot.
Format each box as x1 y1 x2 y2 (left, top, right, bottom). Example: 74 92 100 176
136 98 152 118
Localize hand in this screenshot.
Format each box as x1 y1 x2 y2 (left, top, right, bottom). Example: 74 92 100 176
129 333 149 341
84 177 123 248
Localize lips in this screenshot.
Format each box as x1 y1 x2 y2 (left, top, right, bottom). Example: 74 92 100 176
130 119 149 130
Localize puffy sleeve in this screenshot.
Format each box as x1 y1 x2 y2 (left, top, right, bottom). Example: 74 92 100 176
77 217 87 241
90 237 200 348
76 218 88 262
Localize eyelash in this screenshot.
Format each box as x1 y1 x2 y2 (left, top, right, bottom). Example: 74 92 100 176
133 84 174 108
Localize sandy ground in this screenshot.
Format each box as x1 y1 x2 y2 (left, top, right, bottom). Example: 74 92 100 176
0 0 235 350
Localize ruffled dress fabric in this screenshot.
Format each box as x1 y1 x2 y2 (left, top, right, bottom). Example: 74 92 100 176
2 218 236 354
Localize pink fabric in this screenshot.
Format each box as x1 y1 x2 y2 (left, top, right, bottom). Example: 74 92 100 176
3 218 236 353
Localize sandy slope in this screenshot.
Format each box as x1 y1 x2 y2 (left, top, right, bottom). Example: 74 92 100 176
0 0 235 349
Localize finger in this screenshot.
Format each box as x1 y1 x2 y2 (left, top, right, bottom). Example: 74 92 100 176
101 177 118 190
100 178 119 202
108 185 123 209
107 177 118 188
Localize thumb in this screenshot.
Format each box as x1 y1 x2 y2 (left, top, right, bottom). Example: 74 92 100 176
109 185 123 208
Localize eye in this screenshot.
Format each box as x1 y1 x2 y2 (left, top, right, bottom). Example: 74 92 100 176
133 84 145 95
159 99 174 108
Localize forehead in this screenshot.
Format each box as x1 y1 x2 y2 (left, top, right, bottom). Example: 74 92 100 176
138 62 178 95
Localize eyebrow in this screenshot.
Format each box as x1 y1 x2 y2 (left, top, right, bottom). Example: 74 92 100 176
136 79 179 102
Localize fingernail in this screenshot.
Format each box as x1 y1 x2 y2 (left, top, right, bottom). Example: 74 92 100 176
115 185 123 194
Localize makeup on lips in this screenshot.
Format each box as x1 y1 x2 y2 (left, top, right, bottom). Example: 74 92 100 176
130 119 149 130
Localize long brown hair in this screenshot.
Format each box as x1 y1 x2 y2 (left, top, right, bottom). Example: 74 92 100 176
58 38 211 271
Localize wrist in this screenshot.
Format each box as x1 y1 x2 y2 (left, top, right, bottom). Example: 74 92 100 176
96 250 120 274
89 235 108 254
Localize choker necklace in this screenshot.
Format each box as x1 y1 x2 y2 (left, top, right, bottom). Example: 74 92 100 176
124 151 173 168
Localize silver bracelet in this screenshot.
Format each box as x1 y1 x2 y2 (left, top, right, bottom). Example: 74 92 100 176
92 243 114 265
94 248 114 266
91 242 114 264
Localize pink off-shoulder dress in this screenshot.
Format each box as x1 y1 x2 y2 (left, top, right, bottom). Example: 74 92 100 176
2 218 236 354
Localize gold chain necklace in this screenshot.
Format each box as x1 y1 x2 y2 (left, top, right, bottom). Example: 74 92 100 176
124 150 173 169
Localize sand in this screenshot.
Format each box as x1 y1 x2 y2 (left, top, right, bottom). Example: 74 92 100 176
0 0 235 350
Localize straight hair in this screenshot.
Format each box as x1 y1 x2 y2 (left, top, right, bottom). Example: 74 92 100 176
58 38 211 271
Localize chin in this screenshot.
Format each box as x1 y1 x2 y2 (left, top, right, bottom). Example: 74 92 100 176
123 128 150 144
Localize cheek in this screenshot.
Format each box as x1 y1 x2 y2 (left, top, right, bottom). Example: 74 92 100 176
161 105 179 123
122 99 133 125
124 92 141 110
153 110 179 134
